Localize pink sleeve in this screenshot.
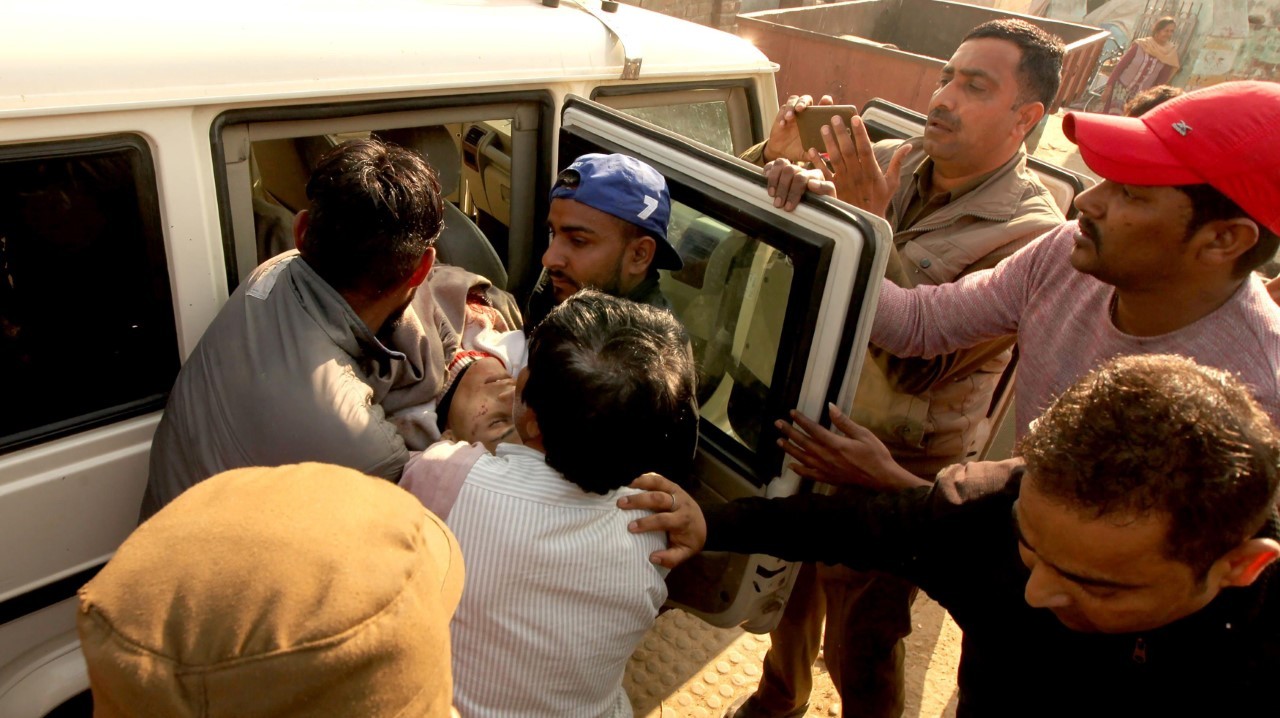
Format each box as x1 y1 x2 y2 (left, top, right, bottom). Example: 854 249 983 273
871 224 1068 358
398 441 488 520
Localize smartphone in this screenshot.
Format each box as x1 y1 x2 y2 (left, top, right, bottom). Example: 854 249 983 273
796 104 859 155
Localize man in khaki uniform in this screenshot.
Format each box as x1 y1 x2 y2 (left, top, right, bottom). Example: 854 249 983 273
732 19 1066 718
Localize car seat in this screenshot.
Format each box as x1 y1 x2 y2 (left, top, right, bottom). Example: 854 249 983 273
377 127 508 289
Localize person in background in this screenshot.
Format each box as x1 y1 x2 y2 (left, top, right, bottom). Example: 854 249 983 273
1101 17 1181 115
1122 83 1183 117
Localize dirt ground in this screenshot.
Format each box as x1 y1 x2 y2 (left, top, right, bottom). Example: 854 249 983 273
623 115 1094 718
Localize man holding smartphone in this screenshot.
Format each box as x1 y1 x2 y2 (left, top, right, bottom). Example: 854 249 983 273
734 19 1066 718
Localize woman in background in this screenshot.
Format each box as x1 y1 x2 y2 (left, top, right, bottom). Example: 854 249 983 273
1101 17 1180 115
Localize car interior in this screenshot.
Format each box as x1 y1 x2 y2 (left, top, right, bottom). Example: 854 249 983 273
248 121 516 290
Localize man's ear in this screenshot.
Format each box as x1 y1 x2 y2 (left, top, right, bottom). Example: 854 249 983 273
407 246 436 289
1014 101 1046 140
1193 218 1259 271
520 405 541 442
1217 537 1280 588
624 235 657 277
293 209 311 252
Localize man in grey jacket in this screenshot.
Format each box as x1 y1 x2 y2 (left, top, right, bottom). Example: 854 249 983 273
142 138 455 519
734 19 1066 718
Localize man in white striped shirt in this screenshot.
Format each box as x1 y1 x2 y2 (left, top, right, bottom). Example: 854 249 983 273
402 290 699 717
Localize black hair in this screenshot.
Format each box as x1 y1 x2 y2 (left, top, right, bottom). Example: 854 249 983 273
963 19 1065 109
1123 84 1183 117
1176 183 1279 277
1021 355 1280 579
301 138 444 295
523 290 698 494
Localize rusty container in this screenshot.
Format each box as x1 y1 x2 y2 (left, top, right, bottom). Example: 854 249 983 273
738 0 1111 113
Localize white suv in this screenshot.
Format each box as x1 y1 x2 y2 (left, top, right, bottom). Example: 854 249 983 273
0 2 897 715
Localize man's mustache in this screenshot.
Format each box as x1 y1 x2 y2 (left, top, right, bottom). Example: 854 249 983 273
928 108 960 131
1079 216 1101 246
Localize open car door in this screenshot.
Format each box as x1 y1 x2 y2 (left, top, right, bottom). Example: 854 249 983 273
559 97 892 632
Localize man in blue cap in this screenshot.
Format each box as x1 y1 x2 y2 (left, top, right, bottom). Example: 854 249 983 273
524 153 682 329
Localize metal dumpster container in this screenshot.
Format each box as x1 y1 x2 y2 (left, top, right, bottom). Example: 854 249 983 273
738 0 1110 112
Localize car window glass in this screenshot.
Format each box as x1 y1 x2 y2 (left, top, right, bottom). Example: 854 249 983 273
661 201 794 456
619 101 734 154
235 114 530 291
0 137 178 453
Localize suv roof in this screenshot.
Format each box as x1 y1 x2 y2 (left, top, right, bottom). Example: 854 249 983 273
2 0 774 117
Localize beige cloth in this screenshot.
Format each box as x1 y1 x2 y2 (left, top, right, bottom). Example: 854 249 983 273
1133 36 1180 71
79 463 464 718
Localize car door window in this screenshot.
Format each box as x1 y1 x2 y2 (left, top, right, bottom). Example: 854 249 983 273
212 96 551 298
592 83 761 156
560 96 890 631
0 135 178 454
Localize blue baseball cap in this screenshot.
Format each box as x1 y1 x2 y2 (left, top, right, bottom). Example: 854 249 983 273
550 153 681 270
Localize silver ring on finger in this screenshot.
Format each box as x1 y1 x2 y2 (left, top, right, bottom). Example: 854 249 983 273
667 491 678 512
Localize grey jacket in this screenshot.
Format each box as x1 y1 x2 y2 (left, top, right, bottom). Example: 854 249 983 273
142 252 455 519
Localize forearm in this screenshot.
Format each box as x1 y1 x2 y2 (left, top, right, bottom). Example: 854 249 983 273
871 277 1015 359
701 487 932 571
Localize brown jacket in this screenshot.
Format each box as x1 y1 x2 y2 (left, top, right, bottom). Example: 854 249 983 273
858 139 1063 474
741 137 1063 473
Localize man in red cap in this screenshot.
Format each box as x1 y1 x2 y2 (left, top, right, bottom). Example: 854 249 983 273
853 80 1280 444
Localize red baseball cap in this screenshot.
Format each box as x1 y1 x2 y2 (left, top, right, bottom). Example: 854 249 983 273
1063 81 1280 236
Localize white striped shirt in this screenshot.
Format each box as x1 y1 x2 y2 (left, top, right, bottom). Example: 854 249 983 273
439 443 668 718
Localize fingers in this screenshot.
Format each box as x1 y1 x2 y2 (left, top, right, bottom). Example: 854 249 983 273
618 489 682 513
806 178 837 198
787 408 835 441
805 148 834 180
780 94 815 123
817 95 834 106
828 116 860 172
648 545 696 569
775 413 841 466
849 116 876 162
626 509 683 535
826 402 868 437
765 159 823 212
764 158 789 199
884 143 912 199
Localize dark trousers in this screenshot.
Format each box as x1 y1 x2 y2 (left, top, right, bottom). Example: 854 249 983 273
751 562 919 718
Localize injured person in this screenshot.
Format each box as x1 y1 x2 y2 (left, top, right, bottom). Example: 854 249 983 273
433 351 521 452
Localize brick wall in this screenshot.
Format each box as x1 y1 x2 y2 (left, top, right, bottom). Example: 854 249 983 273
619 0 741 33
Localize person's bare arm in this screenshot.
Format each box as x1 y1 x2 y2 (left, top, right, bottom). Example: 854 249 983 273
776 404 929 491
